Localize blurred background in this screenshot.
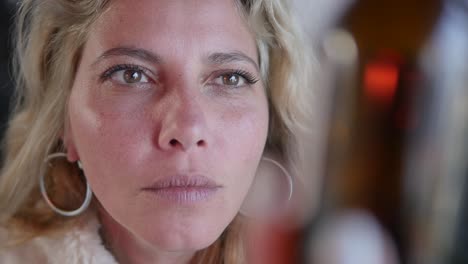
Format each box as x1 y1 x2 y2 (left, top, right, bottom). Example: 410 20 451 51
0 0 467 263
296 0 468 263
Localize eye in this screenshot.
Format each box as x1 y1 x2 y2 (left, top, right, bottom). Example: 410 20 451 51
122 69 147 83
212 70 259 88
221 74 244 86
112 69 150 84
101 64 152 85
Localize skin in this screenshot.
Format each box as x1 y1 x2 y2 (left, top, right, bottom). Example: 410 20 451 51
64 0 269 263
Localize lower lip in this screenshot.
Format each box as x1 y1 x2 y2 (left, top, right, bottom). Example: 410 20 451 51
141 186 220 203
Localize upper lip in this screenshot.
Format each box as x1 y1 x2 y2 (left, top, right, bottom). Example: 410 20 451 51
142 174 222 190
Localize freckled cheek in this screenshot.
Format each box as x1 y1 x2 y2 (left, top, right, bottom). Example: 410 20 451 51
215 103 269 163
213 105 268 208
71 95 153 169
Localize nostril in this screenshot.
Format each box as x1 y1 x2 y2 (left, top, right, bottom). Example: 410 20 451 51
166 138 206 149
169 139 178 146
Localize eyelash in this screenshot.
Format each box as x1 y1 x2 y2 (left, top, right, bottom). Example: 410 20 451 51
220 69 259 85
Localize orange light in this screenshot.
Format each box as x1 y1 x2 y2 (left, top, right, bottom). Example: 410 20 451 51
364 63 399 104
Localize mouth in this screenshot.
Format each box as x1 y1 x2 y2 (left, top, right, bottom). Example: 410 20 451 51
141 175 222 203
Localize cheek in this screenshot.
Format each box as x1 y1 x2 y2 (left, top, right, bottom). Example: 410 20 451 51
219 107 268 160
210 97 270 200
67 85 153 188
73 82 150 143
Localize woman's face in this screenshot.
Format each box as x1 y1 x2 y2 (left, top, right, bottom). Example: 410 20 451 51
66 0 268 252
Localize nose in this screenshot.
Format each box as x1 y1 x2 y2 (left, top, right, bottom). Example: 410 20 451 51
157 93 208 151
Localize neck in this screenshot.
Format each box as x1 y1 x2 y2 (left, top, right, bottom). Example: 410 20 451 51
98 207 195 264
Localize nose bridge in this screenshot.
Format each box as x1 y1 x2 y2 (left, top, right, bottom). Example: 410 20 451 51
172 89 205 127
157 82 208 151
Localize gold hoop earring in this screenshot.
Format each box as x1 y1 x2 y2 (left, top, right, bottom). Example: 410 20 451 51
39 153 92 217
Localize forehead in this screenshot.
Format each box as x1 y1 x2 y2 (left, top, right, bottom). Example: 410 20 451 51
86 0 257 60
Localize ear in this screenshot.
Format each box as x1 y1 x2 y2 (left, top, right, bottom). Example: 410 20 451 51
61 118 80 162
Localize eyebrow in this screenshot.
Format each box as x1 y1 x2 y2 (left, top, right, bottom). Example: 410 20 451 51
92 46 259 71
92 46 162 67
207 52 259 71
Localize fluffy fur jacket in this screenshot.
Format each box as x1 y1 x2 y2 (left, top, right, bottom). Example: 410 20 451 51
0 217 118 264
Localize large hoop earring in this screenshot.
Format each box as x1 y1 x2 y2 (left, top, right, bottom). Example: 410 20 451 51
240 157 294 218
39 153 92 217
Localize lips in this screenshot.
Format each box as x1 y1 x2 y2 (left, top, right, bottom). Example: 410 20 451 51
141 175 222 203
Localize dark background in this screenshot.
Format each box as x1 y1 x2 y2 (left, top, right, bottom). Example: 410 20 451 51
0 0 15 145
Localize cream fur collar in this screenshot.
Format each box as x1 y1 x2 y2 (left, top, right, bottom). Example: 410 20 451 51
0 217 118 264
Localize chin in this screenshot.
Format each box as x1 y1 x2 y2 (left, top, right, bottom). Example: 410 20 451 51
133 211 231 252
140 227 222 253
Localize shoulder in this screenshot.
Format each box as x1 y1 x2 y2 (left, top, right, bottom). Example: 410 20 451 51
0 216 117 264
